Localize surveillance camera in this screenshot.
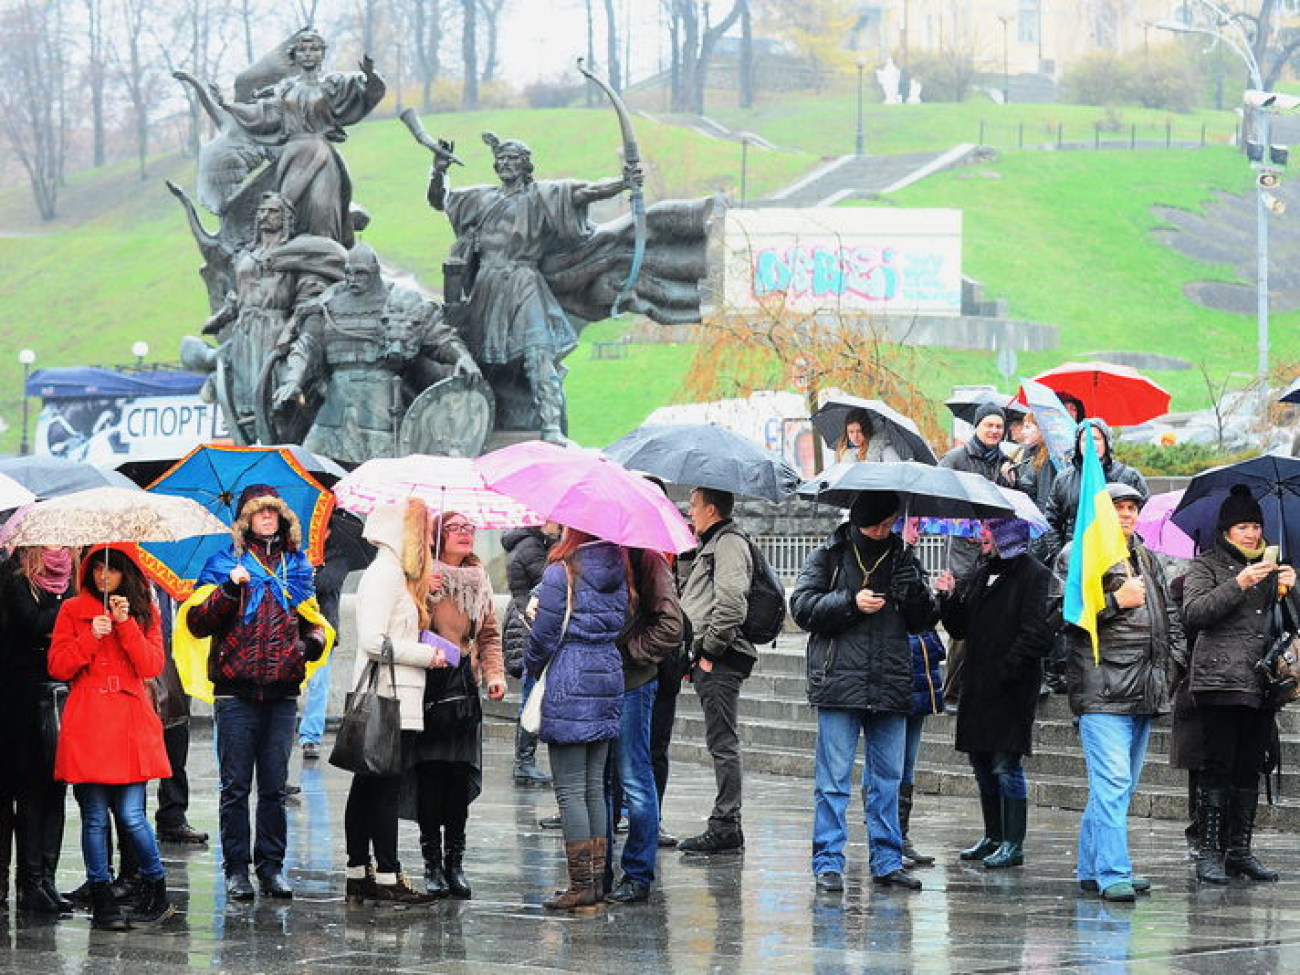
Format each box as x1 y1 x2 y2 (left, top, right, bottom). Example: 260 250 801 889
1245 89 1300 111
1263 192 1287 215
1258 170 1281 189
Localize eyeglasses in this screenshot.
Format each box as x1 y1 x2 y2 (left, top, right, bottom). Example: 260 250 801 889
443 523 476 536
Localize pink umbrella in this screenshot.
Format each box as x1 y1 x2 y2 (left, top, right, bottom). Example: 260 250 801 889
332 455 541 529
476 441 697 554
1136 488 1196 559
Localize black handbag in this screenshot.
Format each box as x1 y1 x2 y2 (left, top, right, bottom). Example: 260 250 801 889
34 682 69 778
423 654 482 734
329 636 403 776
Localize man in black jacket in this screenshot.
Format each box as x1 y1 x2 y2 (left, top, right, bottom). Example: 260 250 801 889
790 491 936 893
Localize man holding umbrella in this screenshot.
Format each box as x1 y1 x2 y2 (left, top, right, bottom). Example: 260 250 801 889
790 490 936 892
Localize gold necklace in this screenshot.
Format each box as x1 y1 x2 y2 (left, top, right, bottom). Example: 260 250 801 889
853 542 891 590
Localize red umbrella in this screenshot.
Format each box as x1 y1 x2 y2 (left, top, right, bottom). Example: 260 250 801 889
1019 361 1171 426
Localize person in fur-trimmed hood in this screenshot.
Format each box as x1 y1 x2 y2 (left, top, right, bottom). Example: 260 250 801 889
182 484 333 903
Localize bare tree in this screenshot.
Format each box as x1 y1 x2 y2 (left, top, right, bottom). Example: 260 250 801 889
584 0 596 105
667 0 746 114
602 0 620 90
83 0 109 167
398 0 446 110
0 0 69 219
738 0 753 107
478 0 509 83
114 0 159 180
460 0 477 107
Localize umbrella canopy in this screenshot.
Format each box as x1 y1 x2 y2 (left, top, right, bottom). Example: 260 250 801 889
0 487 228 550
476 441 696 554
1135 489 1197 559
139 444 335 600
333 454 541 528
1016 378 1077 473
1280 377 1300 405
0 473 37 512
809 395 937 464
1025 361 1170 427
943 390 1027 426
797 460 1017 519
0 455 138 498
1171 453 1300 561
602 424 800 502
112 443 349 490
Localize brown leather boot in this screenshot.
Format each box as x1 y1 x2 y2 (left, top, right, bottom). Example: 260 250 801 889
543 840 596 911
590 837 608 900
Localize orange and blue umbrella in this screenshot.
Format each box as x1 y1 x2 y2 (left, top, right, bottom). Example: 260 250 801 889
136 444 335 600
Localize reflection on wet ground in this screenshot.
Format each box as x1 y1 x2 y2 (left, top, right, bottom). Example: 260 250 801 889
3 727 1299 973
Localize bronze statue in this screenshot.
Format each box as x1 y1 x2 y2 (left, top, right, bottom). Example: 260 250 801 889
271 243 491 462
188 192 347 444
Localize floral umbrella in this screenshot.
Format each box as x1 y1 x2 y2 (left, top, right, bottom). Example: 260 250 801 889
333 454 541 527
0 487 228 550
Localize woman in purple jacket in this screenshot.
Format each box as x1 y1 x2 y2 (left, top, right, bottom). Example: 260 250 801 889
525 526 628 912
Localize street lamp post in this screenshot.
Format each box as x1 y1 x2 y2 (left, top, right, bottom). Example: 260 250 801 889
739 134 749 207
132 340 150 369
1159 6 1272 383
855 58 866 156
18 348 35 456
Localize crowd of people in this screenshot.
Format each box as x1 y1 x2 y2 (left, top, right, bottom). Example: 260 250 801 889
0 399 1295 927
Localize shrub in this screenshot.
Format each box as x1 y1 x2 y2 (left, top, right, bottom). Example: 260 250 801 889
905 48 977 103
1063 46 1199 113
1112 441 1259 477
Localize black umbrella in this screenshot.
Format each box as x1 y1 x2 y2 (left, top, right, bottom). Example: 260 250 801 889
109 443 350 489
797 460 1016 519
1279 377 1300 405
602 424 800 503
1171 452 1300 561
810 395 937 465
0 455 138 498
944 390 1027 426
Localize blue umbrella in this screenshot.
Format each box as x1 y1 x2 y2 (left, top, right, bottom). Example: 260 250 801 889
1171 452 1300 561
137 444 334 599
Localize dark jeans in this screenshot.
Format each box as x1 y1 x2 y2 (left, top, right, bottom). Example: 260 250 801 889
345 774 401 873
610 681 659 886
650 678 679 806
156 720 192 831
417 761 472 843
693 663 746 831
1198 704 1274 788
214 696 296 877
550 742 610 844
969 751 1028 799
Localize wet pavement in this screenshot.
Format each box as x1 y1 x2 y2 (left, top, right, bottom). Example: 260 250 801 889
5 724 1300 974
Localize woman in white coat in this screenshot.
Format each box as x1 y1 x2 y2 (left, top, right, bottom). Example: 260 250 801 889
343 499 447 904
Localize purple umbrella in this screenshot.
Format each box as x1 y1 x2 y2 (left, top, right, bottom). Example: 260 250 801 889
1136 489 1196 559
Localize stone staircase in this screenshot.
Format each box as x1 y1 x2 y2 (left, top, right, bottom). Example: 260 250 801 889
486 630 1300 831
757 146 980 208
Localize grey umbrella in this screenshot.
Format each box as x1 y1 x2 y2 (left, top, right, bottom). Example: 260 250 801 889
809 395 937 465
1279 377 1300 405
797 460 1016 519
603 423 801 502
0 455 138 498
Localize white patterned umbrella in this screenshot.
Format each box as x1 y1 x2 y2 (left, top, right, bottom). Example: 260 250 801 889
332 455 541 529
0 486 229 549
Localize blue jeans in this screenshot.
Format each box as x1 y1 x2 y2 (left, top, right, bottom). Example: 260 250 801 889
969 751 1028 799
214 696 297 876
812 708 906 877
74 782 164 885
611 680 659 886
298 661 331 745
1077 713 1152 890
901 714 926 786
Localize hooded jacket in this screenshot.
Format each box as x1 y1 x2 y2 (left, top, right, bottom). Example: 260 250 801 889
352 502 441 732
791 526 936 712
502 526 555 608
1042 419 1148 564
525 540 628 744
48 548 171 785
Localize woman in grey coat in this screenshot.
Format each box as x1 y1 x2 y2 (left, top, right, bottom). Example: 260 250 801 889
1182 485 1296 884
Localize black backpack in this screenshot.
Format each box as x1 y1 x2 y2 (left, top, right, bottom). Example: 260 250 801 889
708 527 786 645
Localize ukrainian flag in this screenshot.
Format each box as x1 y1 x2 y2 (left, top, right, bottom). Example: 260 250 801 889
1063 420 1129 663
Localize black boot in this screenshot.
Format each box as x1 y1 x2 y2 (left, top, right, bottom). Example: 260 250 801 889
513 726 552 786
1225 786 1279 882
421 831 449 898
127 875 174 924
15 873 62 914
983 797 1026 869
89 881 129 932
0 798 11 909
1195 785 1231 884
898 784 934 867
444 829 471 900
959 791 1003 861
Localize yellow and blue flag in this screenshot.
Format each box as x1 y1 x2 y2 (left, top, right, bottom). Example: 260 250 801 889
1063 420 1129 663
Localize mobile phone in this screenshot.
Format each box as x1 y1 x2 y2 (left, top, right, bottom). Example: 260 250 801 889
1263 545 1280 566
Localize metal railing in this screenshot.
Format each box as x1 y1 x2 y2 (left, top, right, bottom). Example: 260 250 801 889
755 533 949 584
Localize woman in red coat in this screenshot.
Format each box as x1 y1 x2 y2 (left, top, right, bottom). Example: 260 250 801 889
49 546 173 930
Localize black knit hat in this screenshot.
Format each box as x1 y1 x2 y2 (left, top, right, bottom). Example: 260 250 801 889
1217 484 1264 532
850 491 901 528
972 401 1005 427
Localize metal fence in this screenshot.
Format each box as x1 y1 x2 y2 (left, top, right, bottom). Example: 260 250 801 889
755 533 949 584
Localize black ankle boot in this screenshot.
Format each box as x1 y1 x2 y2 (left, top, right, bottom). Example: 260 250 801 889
128 875 174 923
1224 787 1279 882
89 881 129 931
421 832 449 898
444 832 471 899
16 875 62 914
